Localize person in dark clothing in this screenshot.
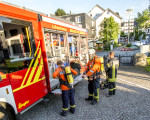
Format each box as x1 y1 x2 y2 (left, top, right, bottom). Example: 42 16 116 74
105 52 119 97
53 60 77 116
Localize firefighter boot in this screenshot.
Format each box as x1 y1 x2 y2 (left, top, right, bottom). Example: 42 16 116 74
91 99 98 105
70 108 75 114
60 110 68 116
113 89 116 95
85 96 93 101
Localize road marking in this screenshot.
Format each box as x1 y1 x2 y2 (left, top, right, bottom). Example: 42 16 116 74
102 74 150 91
118 78 150 91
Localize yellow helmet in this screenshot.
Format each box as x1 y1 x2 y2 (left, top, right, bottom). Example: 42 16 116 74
88 49 95 60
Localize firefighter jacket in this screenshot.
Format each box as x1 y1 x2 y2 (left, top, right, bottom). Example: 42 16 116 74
84 56 101 79
53 67 77 90
105 58 119 82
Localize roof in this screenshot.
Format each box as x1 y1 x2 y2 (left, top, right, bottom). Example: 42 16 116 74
88 5 122 20
94 8 122 21
88 4 105 14
106 8 122 19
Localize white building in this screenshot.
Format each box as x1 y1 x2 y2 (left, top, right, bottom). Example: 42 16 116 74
121 19 135 35
88 4 122 39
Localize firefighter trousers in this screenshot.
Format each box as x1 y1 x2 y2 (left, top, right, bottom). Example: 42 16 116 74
108 82 116 95
88 77 100 102
62 89 75 111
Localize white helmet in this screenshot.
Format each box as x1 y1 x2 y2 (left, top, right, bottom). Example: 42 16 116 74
88 49 95 60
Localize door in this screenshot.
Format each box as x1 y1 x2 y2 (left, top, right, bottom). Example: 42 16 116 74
0 16 48 113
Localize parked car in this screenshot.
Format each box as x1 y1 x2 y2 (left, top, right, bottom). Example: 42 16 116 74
121 48 133 51
129 46 138 50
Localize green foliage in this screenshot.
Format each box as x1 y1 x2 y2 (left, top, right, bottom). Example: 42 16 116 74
113 42 119 48
134 27 145 40
98 46 102 50
55 8 66 16
99 16 120 44
147 57 150 66
126 43 132 47
145 66 150 72
120 31 127 37
135 9 150 29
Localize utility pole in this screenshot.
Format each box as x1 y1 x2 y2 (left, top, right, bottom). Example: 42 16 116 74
126 9 133 44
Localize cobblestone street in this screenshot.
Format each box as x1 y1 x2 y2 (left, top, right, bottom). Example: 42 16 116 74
21 66 150 120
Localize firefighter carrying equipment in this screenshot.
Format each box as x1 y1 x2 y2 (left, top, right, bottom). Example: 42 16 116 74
105 58 119 95
85 55 102 79
53 67 77 90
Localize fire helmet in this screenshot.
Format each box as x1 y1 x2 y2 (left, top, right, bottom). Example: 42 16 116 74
88 49 95 60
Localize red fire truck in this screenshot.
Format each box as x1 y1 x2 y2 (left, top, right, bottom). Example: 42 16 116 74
0 2 88 119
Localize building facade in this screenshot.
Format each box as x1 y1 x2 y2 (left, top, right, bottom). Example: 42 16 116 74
87 4 122 40
61 13 96 41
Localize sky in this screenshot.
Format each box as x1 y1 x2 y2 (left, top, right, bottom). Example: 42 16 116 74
1 0 149 20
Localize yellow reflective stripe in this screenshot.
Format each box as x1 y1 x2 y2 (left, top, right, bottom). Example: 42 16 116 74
21 42 40 87
13 76 45 92
113 88 116 90
112 65 115 79
94 88 99 102
25 27 32 57
107 63 110 67
108 78 116 82
70 105 76 108
89 94 94 96
109 89 113 91
26 49 41 85
62 108 68 111
32 58 44 83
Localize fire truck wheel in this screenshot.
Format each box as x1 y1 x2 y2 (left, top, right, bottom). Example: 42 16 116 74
0 106 10 120
0 105 16 120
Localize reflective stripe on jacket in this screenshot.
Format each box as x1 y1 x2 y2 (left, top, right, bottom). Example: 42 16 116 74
84 56 101 77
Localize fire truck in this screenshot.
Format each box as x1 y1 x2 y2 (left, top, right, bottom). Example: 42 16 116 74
0 1 88 119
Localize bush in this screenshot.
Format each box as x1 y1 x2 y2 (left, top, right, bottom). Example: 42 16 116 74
113 42 119 48
126 43 132 47
98 46 102 50
145 66 150 72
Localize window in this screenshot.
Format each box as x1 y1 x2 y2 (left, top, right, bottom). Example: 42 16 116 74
0 16 36 73
10 29 18 36
75 16 81 23
11 40 22 55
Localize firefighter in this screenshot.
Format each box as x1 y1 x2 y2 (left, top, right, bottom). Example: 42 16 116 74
105 52 119 97
82 49 101 105
53 60 78 116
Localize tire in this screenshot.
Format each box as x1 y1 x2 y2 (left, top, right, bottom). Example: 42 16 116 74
0 106 9 120
0 106 16 120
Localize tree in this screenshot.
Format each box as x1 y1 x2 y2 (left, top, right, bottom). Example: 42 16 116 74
120 31 127 37
99 16 120 44
55 8 66 16
135 9 150 29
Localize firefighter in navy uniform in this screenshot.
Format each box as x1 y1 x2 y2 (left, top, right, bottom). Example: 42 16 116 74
53 60 77 116
105 52 119 97
82 49 101 105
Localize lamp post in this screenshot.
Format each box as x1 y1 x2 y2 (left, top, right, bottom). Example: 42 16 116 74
126 9 133 44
